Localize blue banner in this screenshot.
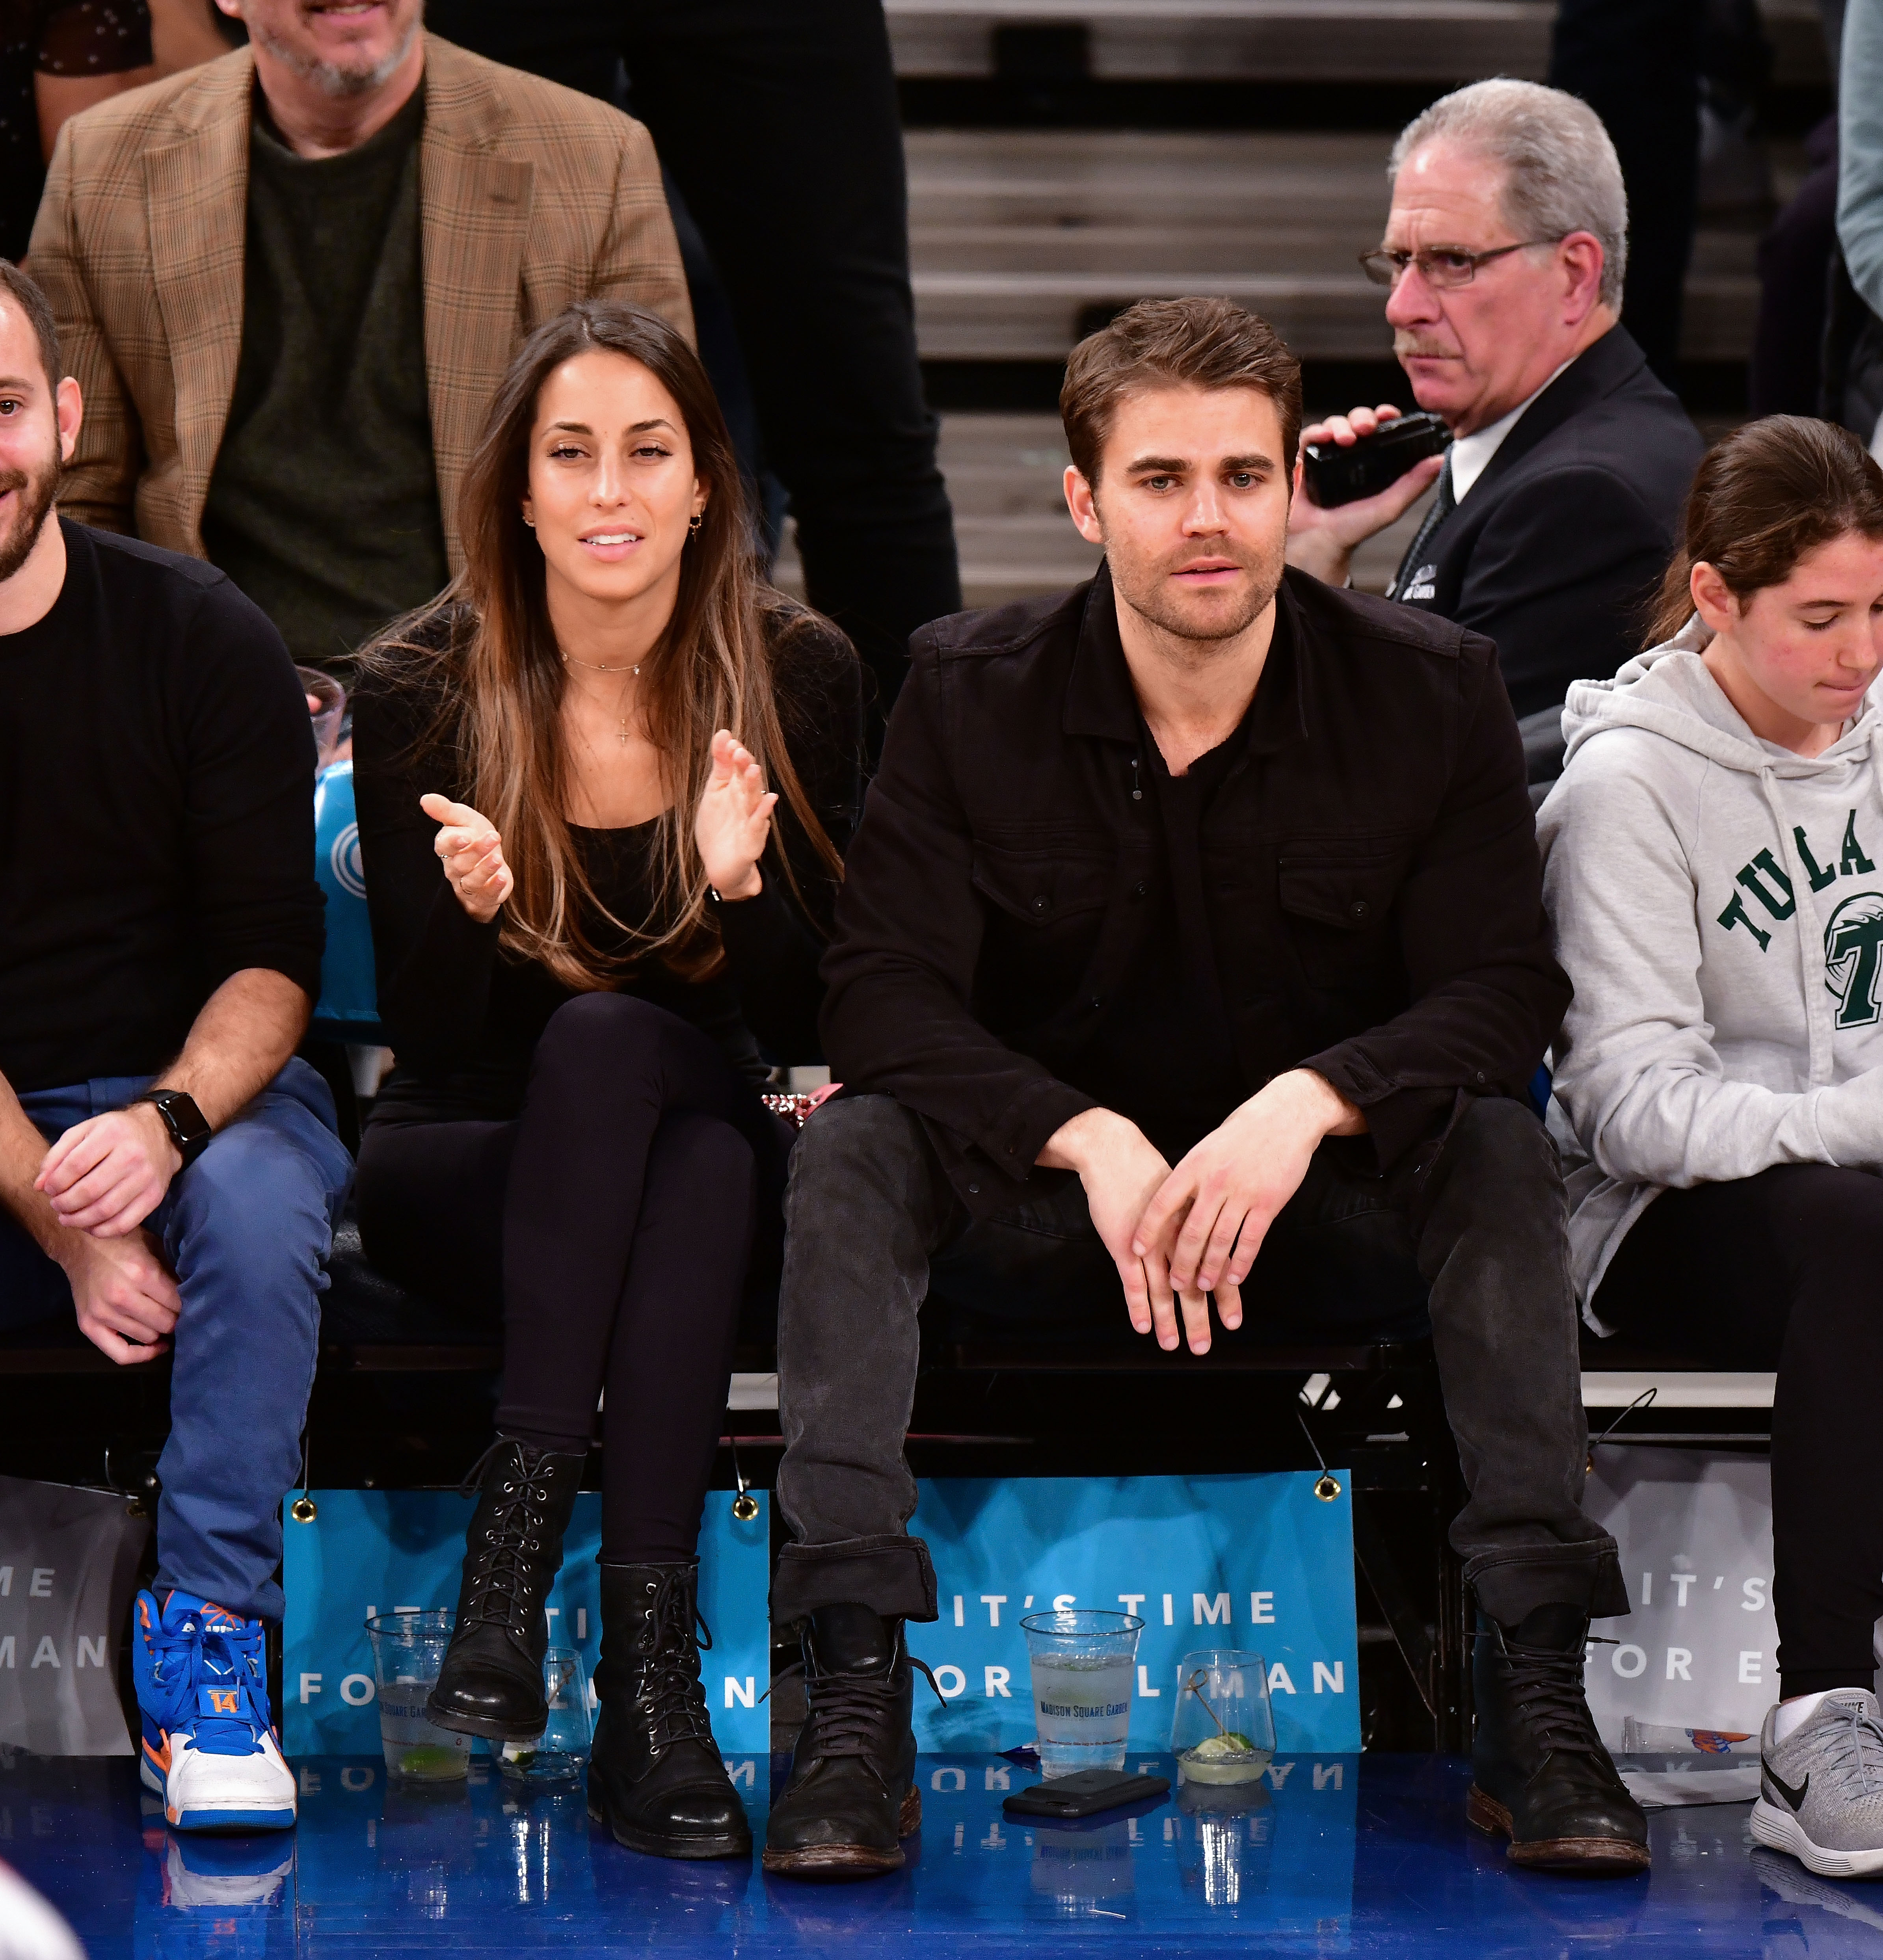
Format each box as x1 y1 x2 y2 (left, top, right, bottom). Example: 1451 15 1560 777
281 1490 770 1756
909 1473 1359 1754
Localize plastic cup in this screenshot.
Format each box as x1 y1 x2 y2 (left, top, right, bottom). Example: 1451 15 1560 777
366 1610 471 1781
498 1647 594 1783
1020 1609 1144 1779
1169 1649 1275 1786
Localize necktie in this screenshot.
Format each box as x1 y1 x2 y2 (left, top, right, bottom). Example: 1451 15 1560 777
1389 452 1455 602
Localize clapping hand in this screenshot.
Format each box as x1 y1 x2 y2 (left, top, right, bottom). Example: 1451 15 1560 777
420 793 514 923
694 729 774 902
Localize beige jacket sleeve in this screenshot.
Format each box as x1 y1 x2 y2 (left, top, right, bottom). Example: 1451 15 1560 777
588 117 693 336
28 121 140 535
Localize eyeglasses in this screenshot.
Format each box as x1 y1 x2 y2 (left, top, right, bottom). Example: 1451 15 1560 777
1358 238 1564 290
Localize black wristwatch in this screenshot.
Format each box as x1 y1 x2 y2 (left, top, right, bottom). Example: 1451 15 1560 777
131 1089 213 1168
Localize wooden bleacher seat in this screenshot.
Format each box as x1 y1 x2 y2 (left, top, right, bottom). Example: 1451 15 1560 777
882 0 1827 89
899 128 1792 372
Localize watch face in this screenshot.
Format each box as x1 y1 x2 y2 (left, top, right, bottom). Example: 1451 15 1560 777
145 1092 210 1156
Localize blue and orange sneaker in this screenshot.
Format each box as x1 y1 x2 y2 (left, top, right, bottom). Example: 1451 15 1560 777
132 1590 296 1832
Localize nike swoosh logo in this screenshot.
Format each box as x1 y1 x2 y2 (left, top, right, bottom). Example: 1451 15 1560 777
1765 1759 1809 1811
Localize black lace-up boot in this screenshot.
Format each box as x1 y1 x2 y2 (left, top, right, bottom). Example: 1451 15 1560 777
426 1439 586 1741
586 1560 752 1860
1468 1602 1650 1874
762 1603 925 1880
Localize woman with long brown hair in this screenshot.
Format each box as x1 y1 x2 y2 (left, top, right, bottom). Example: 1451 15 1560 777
1540 415 1883 1881
349 299 860 1861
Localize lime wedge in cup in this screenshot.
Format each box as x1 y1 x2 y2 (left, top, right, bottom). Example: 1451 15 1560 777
1179 1728 1271 1784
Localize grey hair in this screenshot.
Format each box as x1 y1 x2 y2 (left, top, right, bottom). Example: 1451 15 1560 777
1388 79 1628 311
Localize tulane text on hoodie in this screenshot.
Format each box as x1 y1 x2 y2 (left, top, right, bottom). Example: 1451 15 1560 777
1538 616 1883 1324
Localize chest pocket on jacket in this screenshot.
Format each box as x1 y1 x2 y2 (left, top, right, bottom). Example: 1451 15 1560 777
972 844 1112 927
1278 856 1400 988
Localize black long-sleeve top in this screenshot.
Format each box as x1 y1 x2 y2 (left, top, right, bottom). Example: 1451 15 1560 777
350 601 862 1122
0 522 323 1094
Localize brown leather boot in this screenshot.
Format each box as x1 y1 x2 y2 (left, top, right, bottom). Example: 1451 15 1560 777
1468 1603 1650 1875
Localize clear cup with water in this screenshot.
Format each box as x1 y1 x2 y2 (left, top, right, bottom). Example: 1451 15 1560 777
1020 1608 1144 1778
365 1610 471 1781
498 1646 593 1784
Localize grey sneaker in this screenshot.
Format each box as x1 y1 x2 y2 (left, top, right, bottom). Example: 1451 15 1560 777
1751 1690 1883 1878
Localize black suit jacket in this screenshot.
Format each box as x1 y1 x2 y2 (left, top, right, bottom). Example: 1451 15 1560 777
821 565 1569 1216
1392 325 1703 720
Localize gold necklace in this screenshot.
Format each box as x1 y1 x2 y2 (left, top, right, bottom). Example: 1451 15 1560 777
561 650 641 674
561 650 640 747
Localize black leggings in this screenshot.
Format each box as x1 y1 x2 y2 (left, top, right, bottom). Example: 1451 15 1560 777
1593 1164 1883 1698
356 994 780 1565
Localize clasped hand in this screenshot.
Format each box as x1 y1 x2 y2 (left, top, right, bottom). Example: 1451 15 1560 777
1046 1072 1362 1356
33 1106 184 1364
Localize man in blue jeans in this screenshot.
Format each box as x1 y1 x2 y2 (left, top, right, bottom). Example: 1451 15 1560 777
0 262 347 1832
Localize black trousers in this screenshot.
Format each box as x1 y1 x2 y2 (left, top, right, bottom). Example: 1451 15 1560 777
355 994 780 1566
1594 1165 1883 1699
771 1093 1623 1628
426 0 962 722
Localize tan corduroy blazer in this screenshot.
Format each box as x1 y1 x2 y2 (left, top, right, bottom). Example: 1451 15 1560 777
28 35 693 569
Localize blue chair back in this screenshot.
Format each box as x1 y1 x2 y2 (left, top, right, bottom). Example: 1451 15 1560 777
312 761 385 1045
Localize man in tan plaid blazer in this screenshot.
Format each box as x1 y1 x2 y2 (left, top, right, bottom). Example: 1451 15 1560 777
26 24 691 639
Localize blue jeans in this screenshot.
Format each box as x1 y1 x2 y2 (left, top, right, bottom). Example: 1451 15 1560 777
0 1060 352 1622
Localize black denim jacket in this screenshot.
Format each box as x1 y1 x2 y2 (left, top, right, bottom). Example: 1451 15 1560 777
819 562 1569 1217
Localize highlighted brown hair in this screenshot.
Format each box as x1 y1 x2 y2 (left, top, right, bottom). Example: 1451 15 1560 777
1059 297 1303 487
365 300 841 991
1647 415 1883 645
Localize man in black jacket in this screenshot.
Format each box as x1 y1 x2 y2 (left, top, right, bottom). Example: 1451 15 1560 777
764 298 1645 1882
1287 78 1703 725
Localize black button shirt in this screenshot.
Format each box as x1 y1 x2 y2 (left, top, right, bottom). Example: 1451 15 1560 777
1072 602 1308 1163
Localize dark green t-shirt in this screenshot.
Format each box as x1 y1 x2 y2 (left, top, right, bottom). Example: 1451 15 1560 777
201 85 450 677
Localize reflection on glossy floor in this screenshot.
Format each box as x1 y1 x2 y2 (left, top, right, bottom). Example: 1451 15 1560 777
6 1748 1880 1957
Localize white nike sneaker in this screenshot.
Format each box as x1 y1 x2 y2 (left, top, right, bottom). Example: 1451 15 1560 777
132 1590 296 1833
1751 1690 1883 1878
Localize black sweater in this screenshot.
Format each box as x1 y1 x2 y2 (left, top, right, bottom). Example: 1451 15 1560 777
350 602 863 1120
0 521 324 1094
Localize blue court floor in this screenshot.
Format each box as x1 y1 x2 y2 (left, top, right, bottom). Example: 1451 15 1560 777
4 1748 1877 1958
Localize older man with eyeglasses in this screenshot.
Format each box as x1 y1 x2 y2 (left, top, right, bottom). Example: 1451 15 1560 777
1288 79 1703 733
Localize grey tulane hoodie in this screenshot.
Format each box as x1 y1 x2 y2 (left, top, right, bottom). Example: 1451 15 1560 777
1537 614 1883 1326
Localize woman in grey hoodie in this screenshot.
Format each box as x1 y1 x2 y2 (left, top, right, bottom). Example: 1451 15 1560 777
1541 416 1883 1880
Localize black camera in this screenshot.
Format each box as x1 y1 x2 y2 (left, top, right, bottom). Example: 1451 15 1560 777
1301 411 1450 509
